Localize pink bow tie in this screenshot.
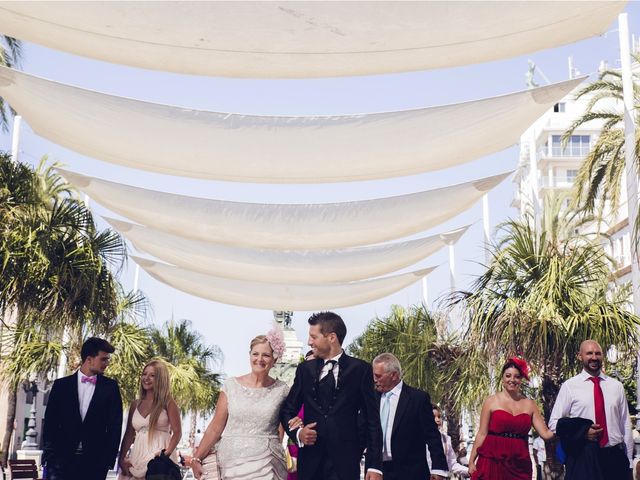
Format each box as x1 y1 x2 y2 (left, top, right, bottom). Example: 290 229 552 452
81 375 97 385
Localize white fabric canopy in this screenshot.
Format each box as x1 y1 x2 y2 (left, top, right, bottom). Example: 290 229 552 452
0 66 581 183
0 2 624 78
61 169 509 250
107 217 468 284
133 256 436 311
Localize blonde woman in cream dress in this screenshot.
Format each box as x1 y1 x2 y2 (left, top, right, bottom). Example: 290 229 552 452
190 332 289 480
118 359 182 480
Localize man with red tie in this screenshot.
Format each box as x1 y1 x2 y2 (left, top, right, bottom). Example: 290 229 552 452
549 340 633 479
43 337 123 480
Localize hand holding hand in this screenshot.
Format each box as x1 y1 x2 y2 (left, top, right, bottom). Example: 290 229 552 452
299 422 318 446
586 424 603 442
468 460 476 475
288 416 304 431
191 460 203 479
119 458 133 476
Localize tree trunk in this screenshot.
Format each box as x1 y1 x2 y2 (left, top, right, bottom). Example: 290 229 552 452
189 410 198 449
443 394 461 452
0 385 17 466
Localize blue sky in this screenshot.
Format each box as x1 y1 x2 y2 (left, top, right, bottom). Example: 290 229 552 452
2 4 639 376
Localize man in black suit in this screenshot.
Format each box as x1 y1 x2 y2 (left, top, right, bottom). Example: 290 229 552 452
280 311 383 480
43 337 123 480
372 353 448 480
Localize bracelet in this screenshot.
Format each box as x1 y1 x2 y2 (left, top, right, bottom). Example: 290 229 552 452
192 457 203 465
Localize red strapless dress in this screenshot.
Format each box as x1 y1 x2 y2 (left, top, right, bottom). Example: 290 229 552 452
471 410 532 480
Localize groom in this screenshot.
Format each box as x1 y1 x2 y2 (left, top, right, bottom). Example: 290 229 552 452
43 337 123 480
281 311 383 480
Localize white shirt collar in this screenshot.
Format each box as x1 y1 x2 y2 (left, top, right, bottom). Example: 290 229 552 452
327 350 343 363
579 369 607 381
388 380 403 397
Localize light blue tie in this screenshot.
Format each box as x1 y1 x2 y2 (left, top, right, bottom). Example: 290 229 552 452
381 391 393 454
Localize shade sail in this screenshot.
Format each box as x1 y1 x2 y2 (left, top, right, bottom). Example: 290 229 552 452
107 217 469 284
61 169 510 250
0 2 624 78
133 256 436 311
0 66 581 183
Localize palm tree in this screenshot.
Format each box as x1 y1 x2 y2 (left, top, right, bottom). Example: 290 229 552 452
449 200 640 479
0 154 127 462
563 59 640 242
91 288 150 403
148 318 222 446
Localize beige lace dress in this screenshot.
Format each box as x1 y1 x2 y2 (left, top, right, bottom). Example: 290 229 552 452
216 378 289 480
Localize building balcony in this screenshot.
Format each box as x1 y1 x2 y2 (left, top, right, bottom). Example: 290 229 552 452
541 176 575 189
537 148 590 160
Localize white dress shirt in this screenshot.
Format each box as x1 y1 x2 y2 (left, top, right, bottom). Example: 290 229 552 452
380 381 403 461
549 370 633 463
77 371 97 421
427 432 470 477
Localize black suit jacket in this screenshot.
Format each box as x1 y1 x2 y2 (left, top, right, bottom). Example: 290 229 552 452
43 372 123 470
280 353 383 480
557 417 604 480
383 383 448 479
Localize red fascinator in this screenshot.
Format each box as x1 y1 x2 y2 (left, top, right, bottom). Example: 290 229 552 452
508 357 530 380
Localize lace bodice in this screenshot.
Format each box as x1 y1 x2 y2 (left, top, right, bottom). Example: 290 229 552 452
222 377 289 438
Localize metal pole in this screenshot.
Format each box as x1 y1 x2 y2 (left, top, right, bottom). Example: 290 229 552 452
482 194 491 264
421 277 429 307
56 328 69 379
448 244 456 292
618 13 640 439
133 264 140 292
529 128 541 223
10 115 21 162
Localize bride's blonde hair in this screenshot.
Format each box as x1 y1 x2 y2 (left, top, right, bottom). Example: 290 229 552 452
138 359 172 438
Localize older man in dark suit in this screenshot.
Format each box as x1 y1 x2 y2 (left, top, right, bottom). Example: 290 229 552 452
372 352 448 480
43 337 123 480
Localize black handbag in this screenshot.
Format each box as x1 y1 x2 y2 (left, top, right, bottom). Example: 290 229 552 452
146 450 182 480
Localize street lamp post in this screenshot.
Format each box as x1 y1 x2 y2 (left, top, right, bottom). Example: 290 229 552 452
21 381 39 450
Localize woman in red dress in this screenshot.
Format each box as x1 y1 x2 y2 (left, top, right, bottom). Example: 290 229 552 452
469 358 554 480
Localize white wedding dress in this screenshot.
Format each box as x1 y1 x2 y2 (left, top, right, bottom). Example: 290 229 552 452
216 378 289 480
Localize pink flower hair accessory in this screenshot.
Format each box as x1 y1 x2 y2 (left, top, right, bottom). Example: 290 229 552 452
266 328 286 360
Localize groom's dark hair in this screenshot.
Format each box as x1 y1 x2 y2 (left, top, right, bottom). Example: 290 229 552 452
81 337 115 362
308 311 347 345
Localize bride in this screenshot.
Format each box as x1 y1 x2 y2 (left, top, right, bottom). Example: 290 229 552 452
191 330 290 480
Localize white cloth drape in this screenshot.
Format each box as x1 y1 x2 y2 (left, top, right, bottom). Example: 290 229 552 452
61 169 510 250
0 66 581 183
107 217 469 284
0 2 624 77
133 256 436 311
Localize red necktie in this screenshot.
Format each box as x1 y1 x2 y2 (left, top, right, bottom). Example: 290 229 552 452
589 376 609 447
